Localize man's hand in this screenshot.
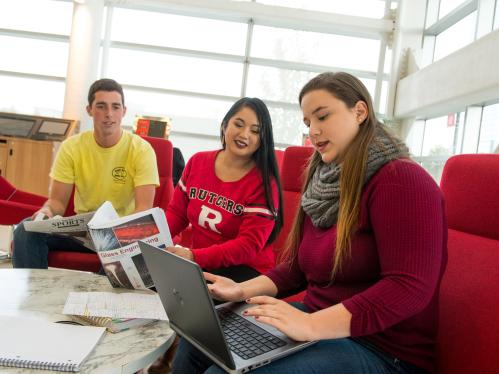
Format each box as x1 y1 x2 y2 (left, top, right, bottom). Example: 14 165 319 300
31 206 54 220
165 245 194 261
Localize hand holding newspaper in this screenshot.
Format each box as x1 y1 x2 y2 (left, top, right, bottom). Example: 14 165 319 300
87 202 173 290
24 211 96 250
24 201 173 290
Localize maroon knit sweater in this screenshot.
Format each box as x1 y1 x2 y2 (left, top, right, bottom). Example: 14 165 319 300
267 159 447 373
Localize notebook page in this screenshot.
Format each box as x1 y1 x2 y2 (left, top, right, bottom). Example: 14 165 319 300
63 291 168 320
0 315 105 370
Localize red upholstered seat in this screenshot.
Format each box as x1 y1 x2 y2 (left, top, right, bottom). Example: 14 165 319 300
275 146 314 302
274 149 284 172
0 176 47 225
44 136 174 272
436 154 499 374
274 146 314 252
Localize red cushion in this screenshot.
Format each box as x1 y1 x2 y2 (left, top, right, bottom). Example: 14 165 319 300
141 136 174 212
440 154 499 241
281 146 314 192
0 176 46 224
275 149 284 172
274 146 314 253
47 251 101 273
436 229 499 374
0 200 41 225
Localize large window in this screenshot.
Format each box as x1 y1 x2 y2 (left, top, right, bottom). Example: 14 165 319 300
411 103 499 182
478 103 499 153
422 0 481 65
255 0 387 18
108 48 244 97
438 0 468 19
111 8 247 55
102 1 393 154
0 0 393 158
0 0 72 35
0 36 69 77
433 11 477 62
0 0 72 116
251 25 381 72
0 75 65 117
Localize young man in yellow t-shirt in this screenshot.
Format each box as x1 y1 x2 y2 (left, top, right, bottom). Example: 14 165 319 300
12 79 159 268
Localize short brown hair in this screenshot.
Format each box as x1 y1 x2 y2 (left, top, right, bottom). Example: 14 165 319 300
87 78 125 106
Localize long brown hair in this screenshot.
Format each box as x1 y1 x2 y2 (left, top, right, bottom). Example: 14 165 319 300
280 72 398 278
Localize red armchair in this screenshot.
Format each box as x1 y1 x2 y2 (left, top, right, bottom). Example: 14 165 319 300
436 154 499 374
0 176 47 225
46 136 174 271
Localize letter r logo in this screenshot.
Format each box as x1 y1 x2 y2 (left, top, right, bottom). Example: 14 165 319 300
198 205 222 234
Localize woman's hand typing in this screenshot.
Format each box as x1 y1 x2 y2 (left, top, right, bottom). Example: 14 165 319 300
243 296 315 341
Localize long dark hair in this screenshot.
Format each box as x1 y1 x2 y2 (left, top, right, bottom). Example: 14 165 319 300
220 97 283 244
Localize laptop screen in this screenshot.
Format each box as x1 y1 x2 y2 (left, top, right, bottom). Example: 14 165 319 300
139 242 235 369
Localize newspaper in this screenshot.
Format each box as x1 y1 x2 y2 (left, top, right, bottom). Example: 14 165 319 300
23 212 96 250
87 202 173 290
63 291 168 320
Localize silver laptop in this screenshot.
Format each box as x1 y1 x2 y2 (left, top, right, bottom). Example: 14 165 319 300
139 241 315 373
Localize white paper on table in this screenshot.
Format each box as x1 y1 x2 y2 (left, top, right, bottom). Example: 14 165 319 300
62 291 168 320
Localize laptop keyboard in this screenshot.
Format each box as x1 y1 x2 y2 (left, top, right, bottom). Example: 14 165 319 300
217 307 287 360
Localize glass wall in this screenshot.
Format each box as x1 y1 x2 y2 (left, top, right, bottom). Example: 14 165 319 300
103 0 393 148
0 0 393 152
0 0 72 116
408 0 499 181
411 104 499 182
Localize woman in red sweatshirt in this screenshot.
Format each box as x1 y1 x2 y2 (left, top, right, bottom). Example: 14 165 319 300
149 98 284 374
166 97 284 281
172 72 447 374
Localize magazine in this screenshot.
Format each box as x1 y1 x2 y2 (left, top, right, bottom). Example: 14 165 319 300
87 202 173 290
24 212 96 250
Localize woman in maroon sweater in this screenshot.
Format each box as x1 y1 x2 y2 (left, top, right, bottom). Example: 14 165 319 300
172 72 447 374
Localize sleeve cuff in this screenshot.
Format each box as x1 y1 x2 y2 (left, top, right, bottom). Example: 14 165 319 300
341 298 362 337
191 248 208 269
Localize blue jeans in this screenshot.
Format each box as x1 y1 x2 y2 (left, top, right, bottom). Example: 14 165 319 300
171 303 428 374
12 219 93 269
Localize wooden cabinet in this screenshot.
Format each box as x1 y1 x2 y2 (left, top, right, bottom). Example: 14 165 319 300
0 136 59 197
0 140 7 179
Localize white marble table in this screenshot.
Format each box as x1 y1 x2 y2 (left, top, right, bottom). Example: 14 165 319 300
0 268 175 373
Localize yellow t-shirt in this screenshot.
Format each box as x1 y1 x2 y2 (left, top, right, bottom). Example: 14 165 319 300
50 131 159 216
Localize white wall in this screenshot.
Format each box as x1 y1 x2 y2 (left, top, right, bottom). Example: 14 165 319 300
395 28 499 119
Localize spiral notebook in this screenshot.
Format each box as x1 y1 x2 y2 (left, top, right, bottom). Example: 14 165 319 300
71 315 156 333
0 315 105 372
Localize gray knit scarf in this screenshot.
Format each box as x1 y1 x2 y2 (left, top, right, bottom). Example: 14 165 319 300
301 127 408 228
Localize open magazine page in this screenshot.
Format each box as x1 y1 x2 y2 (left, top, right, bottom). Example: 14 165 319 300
23 212 96 250
88 203 172 290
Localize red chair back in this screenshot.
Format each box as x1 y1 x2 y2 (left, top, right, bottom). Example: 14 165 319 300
274 146 314 253
274 149 284 173
141 136 174 211
437 154 499 374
